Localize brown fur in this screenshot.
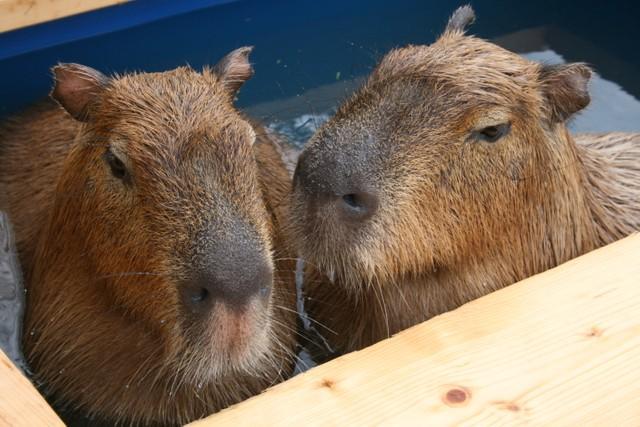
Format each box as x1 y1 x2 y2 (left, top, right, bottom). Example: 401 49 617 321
0 50 297 425
289 7 640 354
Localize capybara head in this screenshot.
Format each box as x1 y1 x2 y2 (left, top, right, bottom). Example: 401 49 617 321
23 48 296 424
291 6 592 291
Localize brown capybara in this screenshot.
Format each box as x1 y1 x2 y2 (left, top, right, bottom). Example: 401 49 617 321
290 6 640 354
0 47 299 425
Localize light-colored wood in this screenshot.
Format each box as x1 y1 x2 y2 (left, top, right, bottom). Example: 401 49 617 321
0 0 128 33
191 233 640 427
0 350 64 426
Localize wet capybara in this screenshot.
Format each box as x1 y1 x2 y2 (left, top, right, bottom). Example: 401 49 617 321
0 47 298 425
290 6 640 353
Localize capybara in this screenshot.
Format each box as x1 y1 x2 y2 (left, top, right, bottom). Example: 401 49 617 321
290 6 640 354
0 47 298 425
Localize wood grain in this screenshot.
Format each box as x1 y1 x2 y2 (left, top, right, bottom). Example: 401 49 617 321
191 233 640 426
0 0 128 33
0 350 63 426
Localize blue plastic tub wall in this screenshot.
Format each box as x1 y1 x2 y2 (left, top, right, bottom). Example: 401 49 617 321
1 0 639 119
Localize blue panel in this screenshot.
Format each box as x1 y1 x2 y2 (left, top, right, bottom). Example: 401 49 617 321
0 0 639 117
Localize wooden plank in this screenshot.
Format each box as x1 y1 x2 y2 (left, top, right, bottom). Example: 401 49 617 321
191 233 640 427
0 350 64 426
0 0 128 33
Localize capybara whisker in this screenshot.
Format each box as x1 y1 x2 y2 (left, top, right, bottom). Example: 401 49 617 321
96 271 167 279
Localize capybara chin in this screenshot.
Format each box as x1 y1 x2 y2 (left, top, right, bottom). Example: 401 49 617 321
290 6 640 353
0 47 297 425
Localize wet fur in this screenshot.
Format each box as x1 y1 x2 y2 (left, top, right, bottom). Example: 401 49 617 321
290 7 640 353
0 64 297 425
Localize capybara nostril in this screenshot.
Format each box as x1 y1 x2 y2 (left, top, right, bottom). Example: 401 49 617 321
191 288 209 304
339 191 379 221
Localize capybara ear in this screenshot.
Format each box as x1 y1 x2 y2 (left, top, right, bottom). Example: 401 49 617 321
540 63 592 123
51 63 109 122
444 5 475 35
213 46 255 96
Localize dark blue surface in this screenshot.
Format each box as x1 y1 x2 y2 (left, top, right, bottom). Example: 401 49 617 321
1 0 639 117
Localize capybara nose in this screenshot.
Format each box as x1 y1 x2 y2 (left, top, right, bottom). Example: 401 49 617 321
188 263 273 309
294 151 379 223
338 191 379 222
302 188 379 225
183 235 273 312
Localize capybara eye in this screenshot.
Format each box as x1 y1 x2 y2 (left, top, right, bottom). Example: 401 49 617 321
477 123 510 143
103 149 128 181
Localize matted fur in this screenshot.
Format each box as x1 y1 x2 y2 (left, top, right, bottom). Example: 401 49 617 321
0 53 297 425
289 6 640 353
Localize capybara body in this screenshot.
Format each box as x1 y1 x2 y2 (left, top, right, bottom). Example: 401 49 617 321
0 48 298 425
290 6 640 353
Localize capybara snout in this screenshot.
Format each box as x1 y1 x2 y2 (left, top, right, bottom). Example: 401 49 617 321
183 218 273 312
1 47 297 425
294 145 381 225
